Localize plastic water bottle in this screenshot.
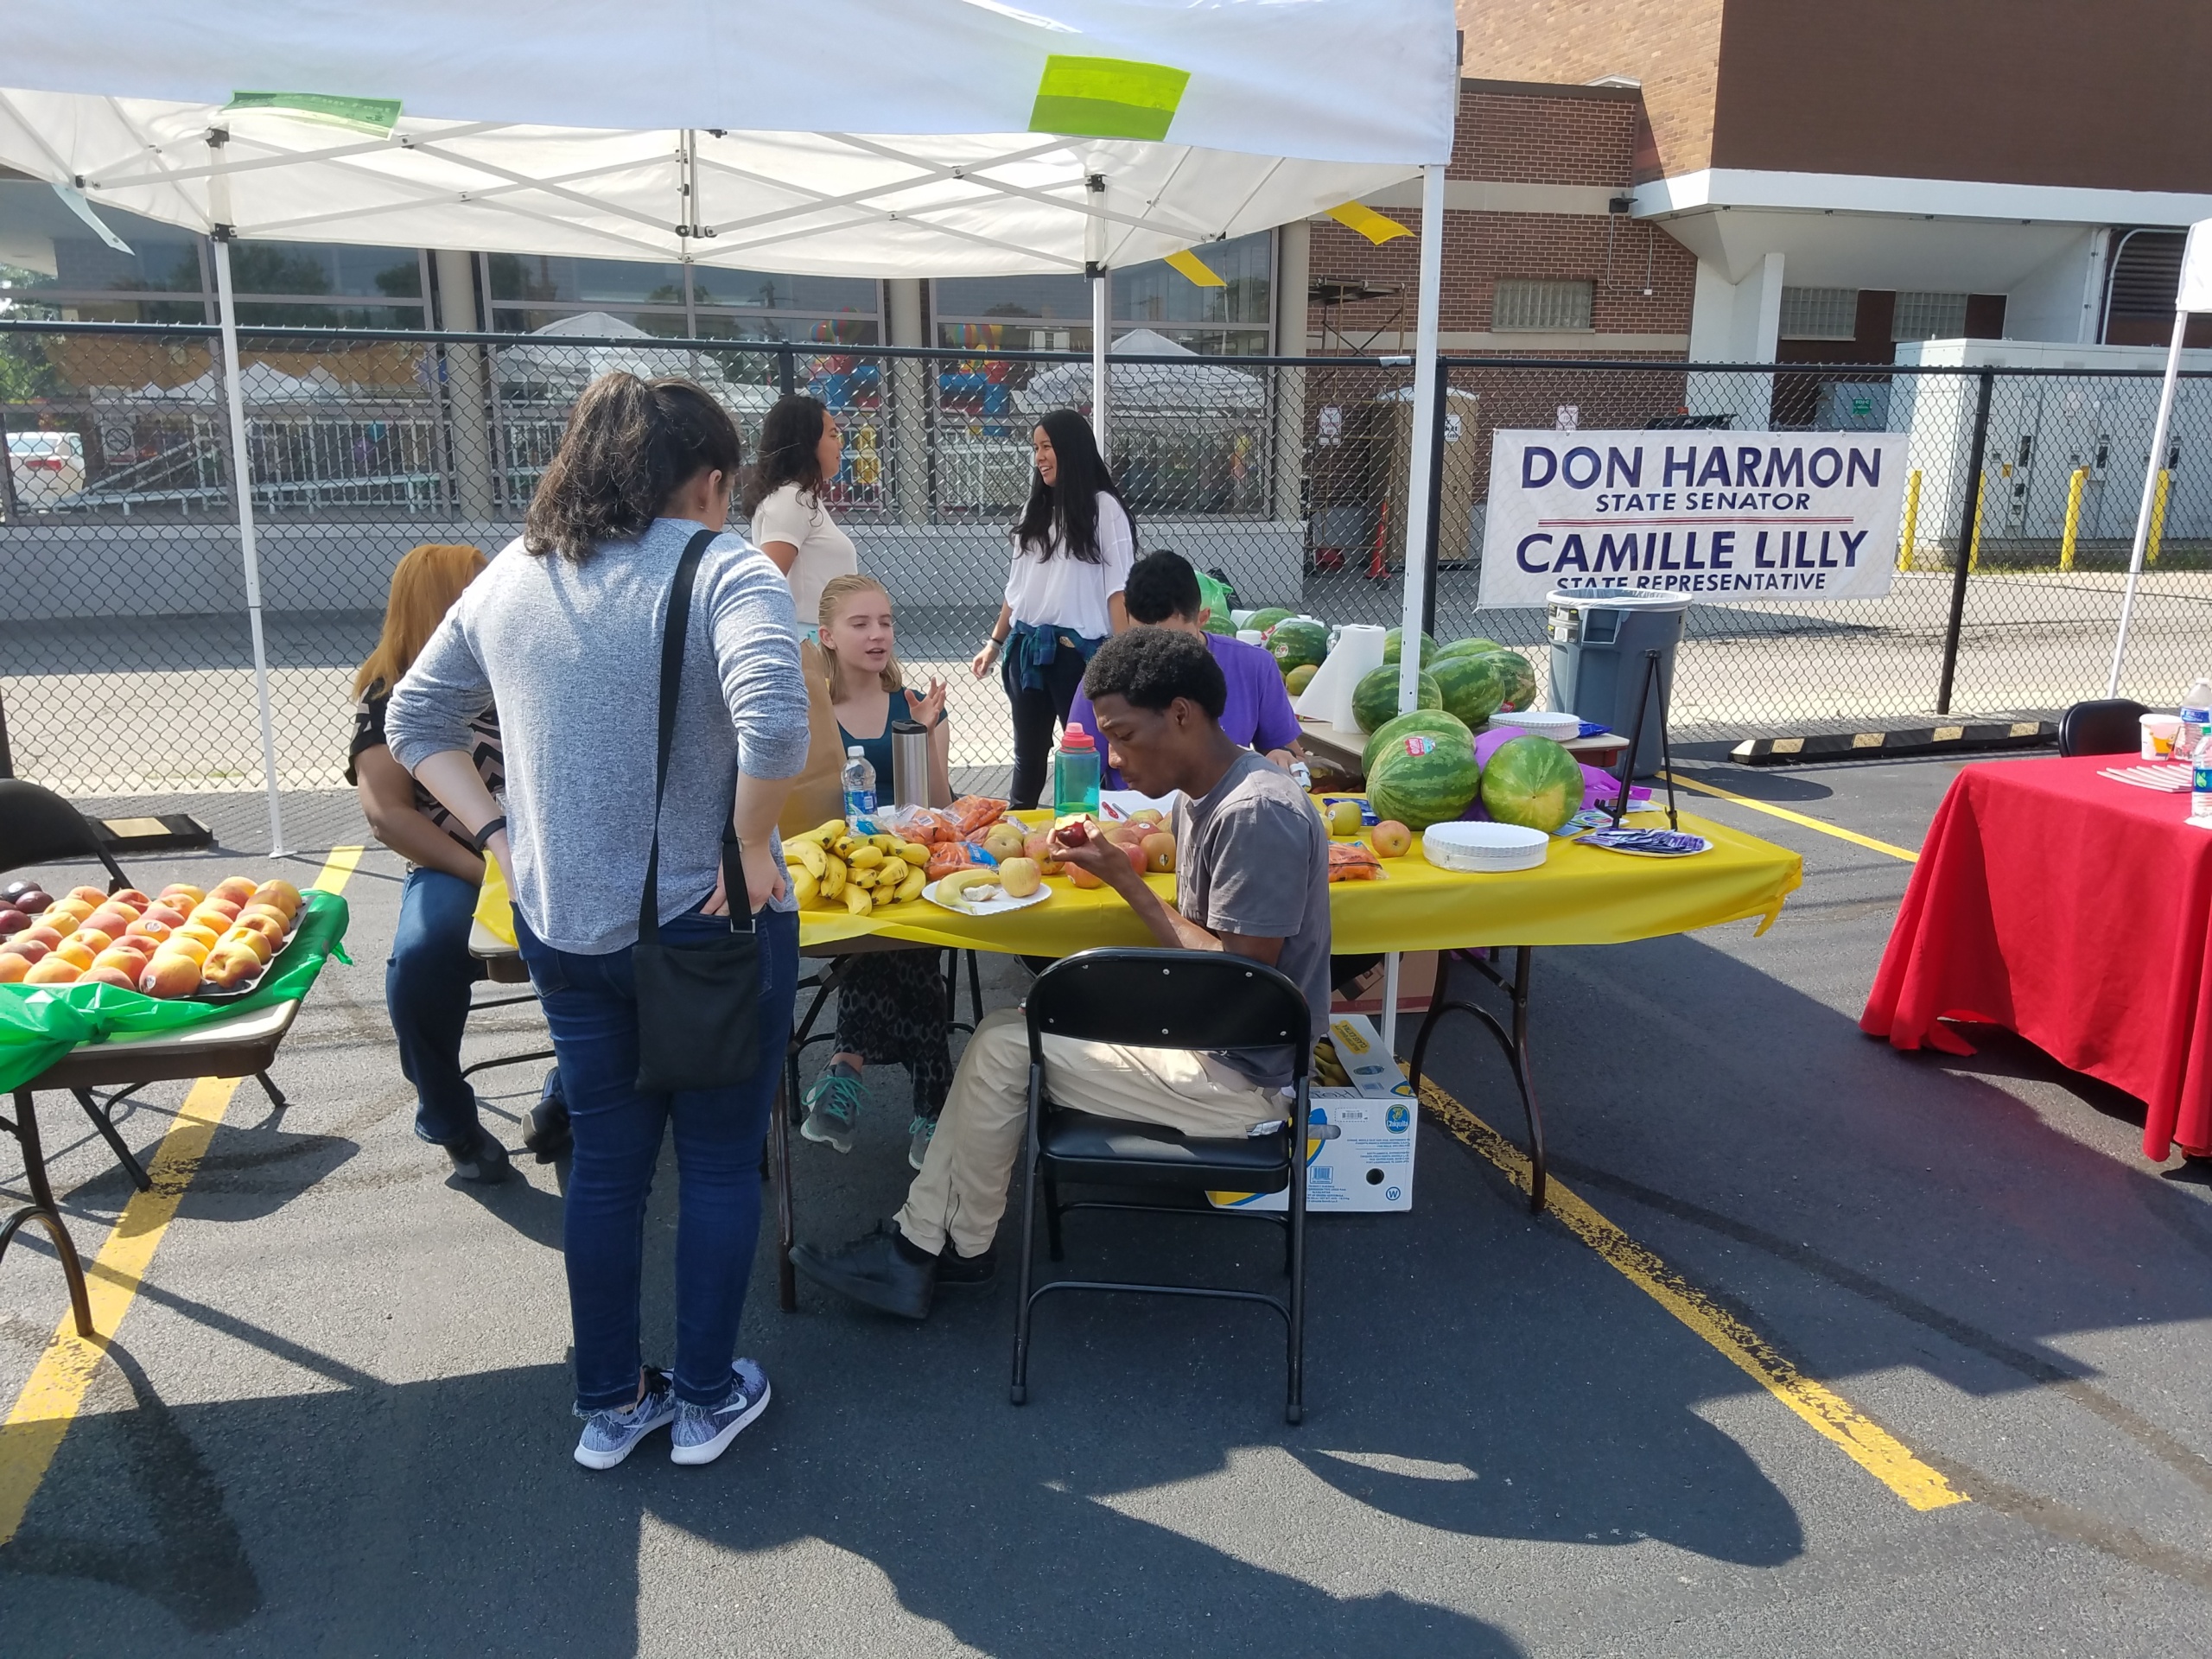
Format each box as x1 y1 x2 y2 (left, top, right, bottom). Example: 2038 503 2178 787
2181 678 2212 760
2194 733 2212 823
841 745 879 834
1053 728 1101 819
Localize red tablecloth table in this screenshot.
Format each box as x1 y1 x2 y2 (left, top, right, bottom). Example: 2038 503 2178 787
1862 753 2212 1160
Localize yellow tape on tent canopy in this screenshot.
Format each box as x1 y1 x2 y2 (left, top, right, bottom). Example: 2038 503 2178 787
1165 249 1227 288
1326 201 1413 245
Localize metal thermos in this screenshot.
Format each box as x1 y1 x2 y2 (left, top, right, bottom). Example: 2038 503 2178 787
889 720 931 808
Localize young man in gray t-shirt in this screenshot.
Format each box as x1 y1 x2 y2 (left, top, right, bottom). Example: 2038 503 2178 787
792 628 1332 1320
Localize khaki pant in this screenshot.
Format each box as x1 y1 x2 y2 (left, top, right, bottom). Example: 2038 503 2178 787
895 1007 1282 1258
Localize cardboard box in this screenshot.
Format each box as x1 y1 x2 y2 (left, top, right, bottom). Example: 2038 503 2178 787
1208 1014 1417 1213
1330 950 1439 1015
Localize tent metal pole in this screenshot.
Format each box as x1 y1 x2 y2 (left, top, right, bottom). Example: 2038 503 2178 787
2107 306 2190 698
1090 268 1109 459
1395 162 1447 717
213 235 288 856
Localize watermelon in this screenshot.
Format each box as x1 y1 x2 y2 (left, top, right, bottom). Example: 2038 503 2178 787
1285 663 1319 696
1479 734 1584 832
1433 635 1505 663
1368 723 1482 830
1351 664 1440 734
1267 618 1330 676
1432 651 1515 729
1488 650 1539 712
1382 627 1436 667
1203 610 1236 636
1245 607 1296 637
1361 709 1473 778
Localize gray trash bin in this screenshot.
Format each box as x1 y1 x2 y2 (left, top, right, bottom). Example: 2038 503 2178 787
1545 588 1691 775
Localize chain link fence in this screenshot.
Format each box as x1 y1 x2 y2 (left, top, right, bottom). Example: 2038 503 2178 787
4 320 2209 808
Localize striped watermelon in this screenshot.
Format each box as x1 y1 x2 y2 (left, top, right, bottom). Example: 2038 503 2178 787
1434 635 1505 663
1245 607 1296 636
1351 664 1440 734
1479 734 1584 832
1432 651 1515 729
1267 618 1330 676
1382 627 1436 666
1361 709 1474 777
1368 723 1483 830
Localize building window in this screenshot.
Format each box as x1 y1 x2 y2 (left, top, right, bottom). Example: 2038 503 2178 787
1492 278 1594 334
1892 291 1969 342
931 231 1275 355
0 178 210 324
484 254 878 345
1779 287 1859 340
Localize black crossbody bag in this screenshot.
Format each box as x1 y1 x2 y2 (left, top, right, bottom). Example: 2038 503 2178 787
632 528 760 1093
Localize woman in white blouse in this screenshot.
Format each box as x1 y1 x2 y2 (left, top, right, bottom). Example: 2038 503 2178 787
745 394 858 633
968 409 1133 809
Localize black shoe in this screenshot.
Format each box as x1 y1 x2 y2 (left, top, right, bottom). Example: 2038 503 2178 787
446 1126 513 1184
523 1069 571 1164
936 1242 997 1288
790 1223 936 1319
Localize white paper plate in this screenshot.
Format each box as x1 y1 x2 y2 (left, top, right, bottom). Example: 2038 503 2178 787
1485 710 1584 741
923 876 1052 915
1421 821 1549 873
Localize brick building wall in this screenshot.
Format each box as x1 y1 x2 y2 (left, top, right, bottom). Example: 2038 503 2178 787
1305 81 1697 358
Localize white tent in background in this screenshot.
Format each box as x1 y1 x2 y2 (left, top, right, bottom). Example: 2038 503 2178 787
1019 327 1263 413
0 3 1459 1040
133 362 347 402
493 312 779 414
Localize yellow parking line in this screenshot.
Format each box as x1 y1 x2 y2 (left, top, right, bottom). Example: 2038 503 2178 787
1658 771 1920 863
0 849 362 1547
1420 1080 1967 1512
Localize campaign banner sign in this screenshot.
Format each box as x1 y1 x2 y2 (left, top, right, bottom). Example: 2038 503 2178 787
1479 430 1907 608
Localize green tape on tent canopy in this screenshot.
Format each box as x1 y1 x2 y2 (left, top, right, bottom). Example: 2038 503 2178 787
1029 56 1189 142
0 890 351 1093
225 92 403 136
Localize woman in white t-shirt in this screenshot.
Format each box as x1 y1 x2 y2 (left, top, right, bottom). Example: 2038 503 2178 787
968 408 1134 808
744 394 858 632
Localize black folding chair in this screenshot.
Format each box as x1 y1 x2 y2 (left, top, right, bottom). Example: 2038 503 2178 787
0 779 289 1194
2057 698 2150 759
1011 948 1313 1424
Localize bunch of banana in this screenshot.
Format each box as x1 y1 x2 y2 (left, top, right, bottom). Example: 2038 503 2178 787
784 821 929 912
1313 1038 1351 1089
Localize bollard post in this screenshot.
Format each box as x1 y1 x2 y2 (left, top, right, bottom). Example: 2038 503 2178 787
1897 468 1921 570
2060 467 2088 572
1936 368 1995 716
2147 469 2172 565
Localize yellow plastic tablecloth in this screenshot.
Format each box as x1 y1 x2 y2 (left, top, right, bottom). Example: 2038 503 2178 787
797 809 1801 957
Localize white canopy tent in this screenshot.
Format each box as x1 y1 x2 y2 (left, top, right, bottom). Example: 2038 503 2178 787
1019 327 1263 412
2108 214 2212 697
3 1 1458 900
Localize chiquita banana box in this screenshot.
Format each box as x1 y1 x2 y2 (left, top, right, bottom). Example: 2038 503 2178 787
1209 1014 1416 1213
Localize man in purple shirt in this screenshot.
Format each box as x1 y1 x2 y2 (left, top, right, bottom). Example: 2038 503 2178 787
1068 551 1304 786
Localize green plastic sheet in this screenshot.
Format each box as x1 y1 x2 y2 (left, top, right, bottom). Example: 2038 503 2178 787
0 890 351 1094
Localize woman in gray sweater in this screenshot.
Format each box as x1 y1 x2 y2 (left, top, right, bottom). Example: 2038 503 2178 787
386 373 806 1472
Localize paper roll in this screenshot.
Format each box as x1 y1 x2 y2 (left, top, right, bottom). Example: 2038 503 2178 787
1296 623 1387 730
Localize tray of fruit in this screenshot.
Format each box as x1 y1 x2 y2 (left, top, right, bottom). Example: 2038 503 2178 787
925 865 1050 915
0 875 306 1000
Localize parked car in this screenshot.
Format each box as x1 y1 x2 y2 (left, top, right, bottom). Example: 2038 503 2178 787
6 430 87 507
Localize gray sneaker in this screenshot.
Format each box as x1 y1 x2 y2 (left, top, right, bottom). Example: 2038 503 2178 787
670 1359 772 1466
800 1064 868 1154
907 1114 937 1172
574 1369 676 1470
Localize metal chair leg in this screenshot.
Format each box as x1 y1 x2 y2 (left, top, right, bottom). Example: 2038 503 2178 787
1010 1068 1044 1406
8 1090 93 1338
1286 1096 1308 1426
1043 1172 1065 1262
967 950 984 1025
71 1087 149 1192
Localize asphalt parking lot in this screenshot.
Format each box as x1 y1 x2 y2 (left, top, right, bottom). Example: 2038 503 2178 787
5 750 2212 1656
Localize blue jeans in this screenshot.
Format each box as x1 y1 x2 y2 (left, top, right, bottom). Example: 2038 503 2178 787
514 902 798 1411
386 867 490 1148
